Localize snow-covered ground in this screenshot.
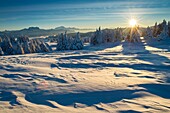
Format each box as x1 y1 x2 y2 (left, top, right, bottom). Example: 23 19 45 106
0 38 170 113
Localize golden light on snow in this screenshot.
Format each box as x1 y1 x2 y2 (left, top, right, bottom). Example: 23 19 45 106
129 19 137 27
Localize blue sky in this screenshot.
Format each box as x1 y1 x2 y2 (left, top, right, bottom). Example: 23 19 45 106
0 0 170 31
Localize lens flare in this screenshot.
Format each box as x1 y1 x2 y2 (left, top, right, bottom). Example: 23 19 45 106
130 19 137 27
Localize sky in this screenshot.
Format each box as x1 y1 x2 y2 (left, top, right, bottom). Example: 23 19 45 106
0 0 170 31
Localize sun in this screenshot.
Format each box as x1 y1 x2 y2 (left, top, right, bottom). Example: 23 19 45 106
129 19 137 27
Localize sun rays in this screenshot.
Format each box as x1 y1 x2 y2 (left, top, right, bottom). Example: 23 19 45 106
130 19 137 27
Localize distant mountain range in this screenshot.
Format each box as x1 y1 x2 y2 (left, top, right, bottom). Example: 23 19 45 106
0 26 93 37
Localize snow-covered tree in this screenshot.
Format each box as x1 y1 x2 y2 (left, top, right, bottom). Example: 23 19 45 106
33 39 42 52
40 41 51 52
56 31 83 50
1 36 14 55
157 28 168 40
126 26 140 43
144 26 153 40
91 27 103 45
22 41 31 54
102 29 114 43
15 43 25 54
29 39 51 53
56 32 71 50
90 34 98 45
0 37 2 43
157 20 168 40
70 32 83 50
114 28 123 42
64 32 71 50
0 47 4 56
29 40 36 53
17 36 29 44
152 22 158 37
56 33 64 50
0 35 51 55
168 21 170 37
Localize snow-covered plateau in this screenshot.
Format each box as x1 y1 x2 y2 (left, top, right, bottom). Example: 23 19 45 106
0 37 170 113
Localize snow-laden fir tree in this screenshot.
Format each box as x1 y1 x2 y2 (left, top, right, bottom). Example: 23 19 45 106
1 36 14 55
56 31 83 50
114 28 123 42
14 36 31 54
17 36 29 44
63 31 71 50
168 21 170 37
70 32 83 50
0 37 3 55
29 40 36 53
8 37 24 55
0 35 51 55
56 33 64 50
0 47 4 56
91 27 103 45
0 37 2 43
33 39 42 52
157 20 168 40
102 29 114 43
22 41 31 54
29 39 51 53
152 22 158 37
15 42 25 54
126 26 140 43
39 41 51 52
56 32 71 50
90 33 98 45
144 26 153 40
97 27 103 44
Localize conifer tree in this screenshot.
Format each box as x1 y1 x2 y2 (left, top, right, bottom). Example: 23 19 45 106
168 21 170 37
0 47 4 56
91 27 103 45
70 32 83 50
153 22 158 37
145 26 153 40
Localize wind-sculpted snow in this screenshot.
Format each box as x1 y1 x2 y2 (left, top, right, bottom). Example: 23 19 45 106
0 37 170 113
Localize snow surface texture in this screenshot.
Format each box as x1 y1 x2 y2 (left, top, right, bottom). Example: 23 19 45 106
0 37 170 113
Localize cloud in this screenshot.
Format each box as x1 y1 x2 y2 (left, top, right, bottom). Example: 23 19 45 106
0 0 170 30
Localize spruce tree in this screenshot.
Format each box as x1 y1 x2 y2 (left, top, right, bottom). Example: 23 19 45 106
126 26 140 43
168 21 170 37
153 22 158 37
145 26 153 40
70 32 83 50
0 47 4 56
114 28 123 42
15 42 25 54
91 27 103 45
157 21 168 40
56 32 69 50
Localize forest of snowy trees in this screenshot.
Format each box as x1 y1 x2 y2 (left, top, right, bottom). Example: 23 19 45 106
143 20 170 41
91 20 170 45
0 20 170 56
90 27 126 45
0 36 51 56
56 32 83 50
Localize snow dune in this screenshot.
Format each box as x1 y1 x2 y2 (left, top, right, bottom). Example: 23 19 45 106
0 38 170 113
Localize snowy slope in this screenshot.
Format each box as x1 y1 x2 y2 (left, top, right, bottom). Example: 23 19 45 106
0 37 170 113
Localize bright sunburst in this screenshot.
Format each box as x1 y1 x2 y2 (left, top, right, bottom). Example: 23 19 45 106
129 19 137 27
